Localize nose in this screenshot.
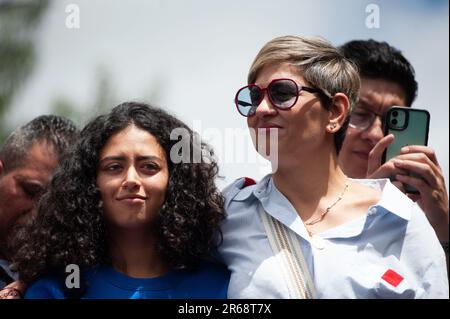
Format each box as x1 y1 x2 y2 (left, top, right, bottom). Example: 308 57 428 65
254 94 277 117
122 166 141 191
361 115 384 147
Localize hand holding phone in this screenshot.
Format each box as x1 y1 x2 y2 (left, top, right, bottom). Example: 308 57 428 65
382 106 430 194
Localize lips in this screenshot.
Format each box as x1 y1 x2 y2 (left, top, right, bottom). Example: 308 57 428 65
117 194 147 201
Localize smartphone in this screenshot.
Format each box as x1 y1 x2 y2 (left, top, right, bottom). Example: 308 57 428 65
382 106 430 194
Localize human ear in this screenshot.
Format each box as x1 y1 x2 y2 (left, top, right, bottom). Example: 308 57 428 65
327 93 350 133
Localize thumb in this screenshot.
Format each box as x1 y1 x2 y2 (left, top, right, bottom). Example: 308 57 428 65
367 134 395 176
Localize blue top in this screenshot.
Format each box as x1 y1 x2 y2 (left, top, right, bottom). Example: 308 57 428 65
219 175 449 299
25 262 230 299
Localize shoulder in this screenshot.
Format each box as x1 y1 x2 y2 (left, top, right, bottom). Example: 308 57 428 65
222 177 259 208
25 275 66 299
406 203 442 245
370 179 445 256
25 267 97 299
352 178 415 220
402 204 449 297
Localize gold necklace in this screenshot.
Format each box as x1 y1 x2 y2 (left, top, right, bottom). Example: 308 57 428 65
305 181 349 226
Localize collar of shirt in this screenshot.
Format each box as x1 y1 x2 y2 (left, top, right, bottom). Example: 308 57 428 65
231 174 414 241
0 258 17 288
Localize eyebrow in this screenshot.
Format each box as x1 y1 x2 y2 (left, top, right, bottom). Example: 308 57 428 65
99 155 162 163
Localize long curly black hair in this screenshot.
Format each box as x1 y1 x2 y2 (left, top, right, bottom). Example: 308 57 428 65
12 102 225 284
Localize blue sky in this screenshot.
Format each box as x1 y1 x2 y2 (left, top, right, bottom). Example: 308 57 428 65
7 0 449 189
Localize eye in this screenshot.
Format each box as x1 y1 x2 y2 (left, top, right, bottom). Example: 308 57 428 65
104 163 123 173
141 162 159 174
20 182 44 200
271 85 296 101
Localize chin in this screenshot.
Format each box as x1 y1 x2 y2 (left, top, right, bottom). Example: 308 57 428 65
116 219 154 230
340 155 366 177
253 140 280 159
108 213 155 230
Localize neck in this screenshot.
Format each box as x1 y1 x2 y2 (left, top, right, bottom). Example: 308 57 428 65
273 145 347 221
108 227 168 278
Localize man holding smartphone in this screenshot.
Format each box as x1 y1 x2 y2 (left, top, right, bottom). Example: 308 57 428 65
338 40 449 264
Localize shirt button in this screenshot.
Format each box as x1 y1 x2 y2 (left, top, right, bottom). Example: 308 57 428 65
310 235 326 250
369 207 377 215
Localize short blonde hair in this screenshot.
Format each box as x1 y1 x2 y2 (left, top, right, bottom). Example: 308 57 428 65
248 35 360 153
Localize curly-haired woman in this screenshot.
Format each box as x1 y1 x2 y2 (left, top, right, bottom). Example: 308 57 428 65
12 102 229 299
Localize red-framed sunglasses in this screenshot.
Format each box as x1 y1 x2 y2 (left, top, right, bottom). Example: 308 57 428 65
234 78 330 117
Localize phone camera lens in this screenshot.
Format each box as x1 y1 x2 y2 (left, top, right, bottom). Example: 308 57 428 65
392 119 398 125
392 111 398 117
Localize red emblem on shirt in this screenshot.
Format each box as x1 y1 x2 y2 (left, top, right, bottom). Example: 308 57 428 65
381 269 404 287
242 177 256 188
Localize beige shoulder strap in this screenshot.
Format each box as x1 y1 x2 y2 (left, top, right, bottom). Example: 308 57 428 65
259 205 317 299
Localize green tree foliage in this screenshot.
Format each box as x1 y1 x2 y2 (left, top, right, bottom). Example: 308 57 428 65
0 0 49 143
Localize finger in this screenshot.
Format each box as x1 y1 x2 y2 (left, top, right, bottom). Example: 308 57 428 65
5 291 21 299
392 180 406 193
1 280 26 299
395 173 430 195
0 287 22 299
406 193 421 202
400 145 440 167
394 159 439 188
368 160 408 179
393 153 441 177
367 134 395 176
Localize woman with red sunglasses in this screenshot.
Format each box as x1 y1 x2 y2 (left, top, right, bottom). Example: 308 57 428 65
219 35 448 299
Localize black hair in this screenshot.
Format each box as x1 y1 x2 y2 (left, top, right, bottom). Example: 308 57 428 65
0 115 78 172
339 39 418 106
